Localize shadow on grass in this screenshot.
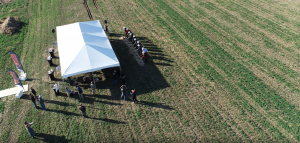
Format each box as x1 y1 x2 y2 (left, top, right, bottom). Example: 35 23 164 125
47 108 80 116
90 117 126 124
44 100 77 107
35 133 70 143
98 33 171 96
138 101 174 110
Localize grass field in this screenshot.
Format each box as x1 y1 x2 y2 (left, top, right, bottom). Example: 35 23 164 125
1 0 300 142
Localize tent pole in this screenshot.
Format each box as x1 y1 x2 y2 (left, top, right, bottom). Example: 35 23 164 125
62 78 66 90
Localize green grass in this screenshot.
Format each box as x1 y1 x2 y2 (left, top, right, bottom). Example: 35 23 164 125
2 0 300 142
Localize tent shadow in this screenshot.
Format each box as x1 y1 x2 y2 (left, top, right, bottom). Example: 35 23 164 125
90 117 126 124
35 133 70 143
104 33 171 96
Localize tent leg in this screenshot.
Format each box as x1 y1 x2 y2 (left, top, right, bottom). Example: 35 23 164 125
62 78 66 91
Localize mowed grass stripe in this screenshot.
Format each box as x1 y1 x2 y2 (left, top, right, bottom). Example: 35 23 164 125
146 0 298 141
135 0 251 141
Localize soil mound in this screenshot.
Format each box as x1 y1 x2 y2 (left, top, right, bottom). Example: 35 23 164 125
0 17 20 34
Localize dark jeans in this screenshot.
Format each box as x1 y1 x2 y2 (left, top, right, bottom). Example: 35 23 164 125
132 96 137 102
32 102 37 109
81 111 87 118
143 57 147 63
39 102 46 110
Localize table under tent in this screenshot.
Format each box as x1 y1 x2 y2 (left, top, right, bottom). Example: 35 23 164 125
56 20 121 92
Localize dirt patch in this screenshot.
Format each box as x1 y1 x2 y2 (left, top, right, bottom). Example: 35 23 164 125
0 17 20 34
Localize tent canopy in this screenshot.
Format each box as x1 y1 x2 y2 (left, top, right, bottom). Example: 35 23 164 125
56 20 120 79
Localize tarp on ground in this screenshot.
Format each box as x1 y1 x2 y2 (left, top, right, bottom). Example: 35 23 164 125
56 20 120 79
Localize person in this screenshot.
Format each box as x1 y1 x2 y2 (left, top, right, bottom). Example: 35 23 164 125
74 79 78 87
112 70 118 85
30 87 36 96
123 27 127 33
77 85 84 100
89 74 94 83
120 85 127 101
90 81 96 95
142 47 148 54
132 37 137 44
141 51 148 63
105 25 109 33
120 72 126 85
66 87 75 97
51 29 55 33
137 44 142 56
83 76 86 84
67 77 72 85
79 104 88 118
130 89 138 103
38 95 46 110
128 32 133 41
29 93 37 109
24 122 36 138
133 40 140 48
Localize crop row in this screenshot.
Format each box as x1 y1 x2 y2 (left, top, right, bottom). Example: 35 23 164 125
144 0 298 140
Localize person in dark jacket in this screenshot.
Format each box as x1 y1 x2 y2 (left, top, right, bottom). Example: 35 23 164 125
105 25 109 33
30 87 37 96
38 95 46 110
29 93 38 109
79 104 88 118
24 122 36 138
130 89 138 103
67 77 72 85
120 85 127 101
77 85 84 100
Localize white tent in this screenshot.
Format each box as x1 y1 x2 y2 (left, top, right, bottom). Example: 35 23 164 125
56 20 120 79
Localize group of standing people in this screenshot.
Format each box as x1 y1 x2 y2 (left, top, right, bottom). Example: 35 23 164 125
29 87 46 110
124 27 148 63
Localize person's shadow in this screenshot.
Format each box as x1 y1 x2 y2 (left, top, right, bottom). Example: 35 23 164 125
35 133 70 142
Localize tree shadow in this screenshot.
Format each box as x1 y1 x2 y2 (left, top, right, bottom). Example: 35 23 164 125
90 117 126 124
35 133 70 143
138 101 174 110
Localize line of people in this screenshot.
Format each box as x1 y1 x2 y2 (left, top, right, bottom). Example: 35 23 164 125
123 27 148 63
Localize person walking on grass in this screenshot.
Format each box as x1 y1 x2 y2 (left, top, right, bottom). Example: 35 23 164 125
79 104 88 118
29 93 38 109
91 81 96 95
120 85 127 101
77 85 84 100
130 89 138 103
24 121 36 138
38 95 46 110
104 25 109 33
